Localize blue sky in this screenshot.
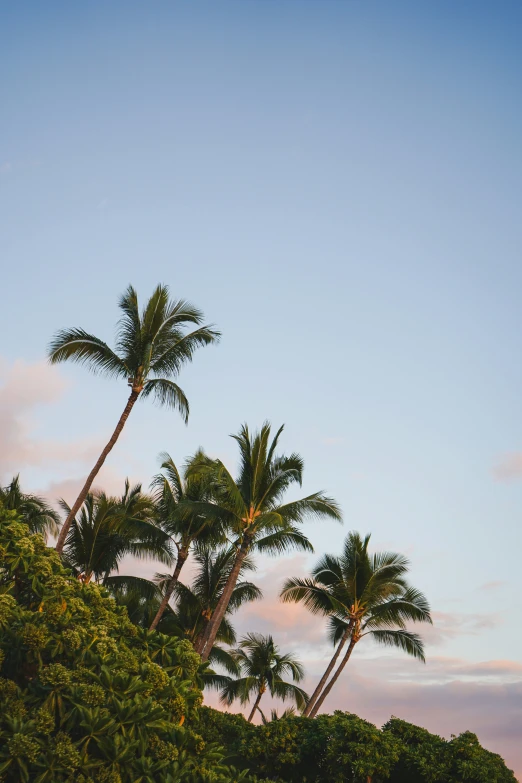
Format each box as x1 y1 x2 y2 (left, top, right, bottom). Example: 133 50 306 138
2 0 522 775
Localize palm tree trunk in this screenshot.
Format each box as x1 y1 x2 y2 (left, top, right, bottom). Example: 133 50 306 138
248 691 264 722
303 624 352 717
196 536 251 660
149 549 188 631
309 635 357 718
55 390 140 554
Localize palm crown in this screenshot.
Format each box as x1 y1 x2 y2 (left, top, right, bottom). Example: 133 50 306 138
48 284 219 553
281 531 432 716
61 481 172 584
0 475 61 541
148 451 226 630
220 633 308 722
189 422 342 659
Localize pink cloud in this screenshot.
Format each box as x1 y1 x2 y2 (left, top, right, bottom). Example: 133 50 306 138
493 452 522 482
480 580 507 591
0 358 103 478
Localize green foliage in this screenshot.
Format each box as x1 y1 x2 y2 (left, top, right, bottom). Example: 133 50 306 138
385 718 517 783
0 505 251 783
197 708 517 783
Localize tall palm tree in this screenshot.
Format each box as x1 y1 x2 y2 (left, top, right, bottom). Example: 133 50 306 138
281 532 432 717
60 481 173 584
187 422 342 660
48 284 220 553
0 475 61 541
220 633 308 722
148 452 225 631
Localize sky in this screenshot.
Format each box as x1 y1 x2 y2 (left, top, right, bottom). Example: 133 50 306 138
2 0 522 776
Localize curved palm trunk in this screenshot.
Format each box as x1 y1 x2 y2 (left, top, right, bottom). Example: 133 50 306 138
55 390 140 554
248 690 264 723
149 549 188 631
309 635 357 718
303 624 352 717
196 536 251 660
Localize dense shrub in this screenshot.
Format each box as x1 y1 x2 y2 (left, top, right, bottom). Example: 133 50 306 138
0 506 249 783
197 707 517 783
384 717 517 783
0 505 515 783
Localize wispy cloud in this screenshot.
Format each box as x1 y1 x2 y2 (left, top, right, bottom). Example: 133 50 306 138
480 580 507 591
0 358 103 479
492 452 522 482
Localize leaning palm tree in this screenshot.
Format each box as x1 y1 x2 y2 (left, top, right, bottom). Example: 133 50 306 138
220 633 308 722
281 531 432 717
48 284 220 553
148 452 225 631
0 475 61 540
186 422 341 660
61 481 173 584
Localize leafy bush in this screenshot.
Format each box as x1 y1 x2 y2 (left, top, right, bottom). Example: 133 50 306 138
0 505 515 783
384 717 517 783
197 708 517 783
0 506 249 783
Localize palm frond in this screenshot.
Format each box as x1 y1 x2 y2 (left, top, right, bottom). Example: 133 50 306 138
368 629 426 662
140 379 190 421
48 328 128 377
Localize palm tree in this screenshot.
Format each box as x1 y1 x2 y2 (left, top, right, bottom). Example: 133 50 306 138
220 633 308 722
281 532 432 717
48 284 220 553
0 475 61 540
187 422 342 659
148 452 225 631
60 480 173 584
163 546 262 653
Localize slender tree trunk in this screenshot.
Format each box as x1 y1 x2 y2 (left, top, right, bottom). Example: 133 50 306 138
196 535 251 659
248 690 264 722
303 624 352 717
55 390 140 554
149 549 188 631
309 635 357 718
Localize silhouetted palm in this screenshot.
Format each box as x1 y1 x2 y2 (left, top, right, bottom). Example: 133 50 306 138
281 532 432 717
163 546 261 652
220 633 308 722
49 284 219 553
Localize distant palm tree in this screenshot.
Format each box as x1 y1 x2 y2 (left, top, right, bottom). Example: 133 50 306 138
281 532 432 717
0 475 61 540
163 546 262 653
148 452 225 631
220 633 308 722
48 284 220 553
60 480 173 584
187 423 341 659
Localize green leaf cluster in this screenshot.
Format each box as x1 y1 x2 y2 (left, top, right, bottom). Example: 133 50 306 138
0 505 251 783
196 707 517 783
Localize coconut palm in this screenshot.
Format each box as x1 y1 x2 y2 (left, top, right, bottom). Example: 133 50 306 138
163 546 262 653
0 475 61 540
281 531 432 717
148 452 225 631
60 480 173 584
186 422 341 659
220 633 308 722
48 284 220 553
